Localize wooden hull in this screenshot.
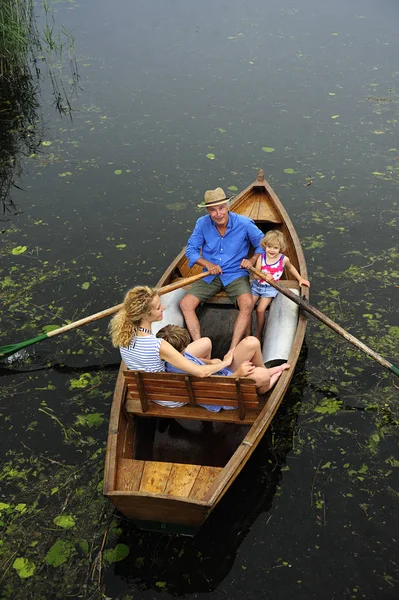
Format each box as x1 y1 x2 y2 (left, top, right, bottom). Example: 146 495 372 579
103 170 308 531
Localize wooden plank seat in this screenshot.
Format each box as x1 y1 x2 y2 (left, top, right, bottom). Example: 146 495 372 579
124 370 261 423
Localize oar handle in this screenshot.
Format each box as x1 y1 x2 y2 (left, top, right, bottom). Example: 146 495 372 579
46 270 210 338
249 266 399 377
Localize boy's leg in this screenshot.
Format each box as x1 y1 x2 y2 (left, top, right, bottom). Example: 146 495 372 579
255 363 290 394
255 297 272 340
186 337 212 360
230 336 265 371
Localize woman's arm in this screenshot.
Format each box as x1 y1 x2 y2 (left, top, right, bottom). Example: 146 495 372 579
283 257 310 287
159 340 233 378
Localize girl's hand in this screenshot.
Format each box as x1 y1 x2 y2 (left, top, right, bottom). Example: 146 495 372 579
209 358 222 365
299 277 310 287
235 360 255 378
264 273 274 283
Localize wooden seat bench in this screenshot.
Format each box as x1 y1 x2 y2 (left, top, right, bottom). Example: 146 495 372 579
124 371 261 424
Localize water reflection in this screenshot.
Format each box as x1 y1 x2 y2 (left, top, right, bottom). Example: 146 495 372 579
0 73 40 218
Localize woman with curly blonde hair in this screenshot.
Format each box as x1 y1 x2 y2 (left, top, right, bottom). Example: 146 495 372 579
109 286 234 408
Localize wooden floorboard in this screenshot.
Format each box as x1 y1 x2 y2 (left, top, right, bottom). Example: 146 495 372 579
116 458 144 491
164 463 201 498
140 461 173 494
190 466 223 501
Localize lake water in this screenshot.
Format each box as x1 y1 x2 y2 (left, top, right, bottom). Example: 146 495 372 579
1 0 398 598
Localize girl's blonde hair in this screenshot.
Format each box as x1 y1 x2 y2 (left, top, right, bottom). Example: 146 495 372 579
156 324 191 353
109 286 159 348
260 229 287 252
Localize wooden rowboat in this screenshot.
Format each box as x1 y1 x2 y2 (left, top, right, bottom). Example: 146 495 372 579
103 169 308 534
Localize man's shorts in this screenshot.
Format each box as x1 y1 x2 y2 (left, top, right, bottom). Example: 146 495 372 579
189 275 251 306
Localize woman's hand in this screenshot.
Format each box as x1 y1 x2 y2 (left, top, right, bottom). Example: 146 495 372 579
235 360 255 378
222 348 235 366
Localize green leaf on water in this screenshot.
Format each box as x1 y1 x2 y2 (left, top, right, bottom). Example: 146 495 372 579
115 244 127 249
218 128 226 133
114 169 122 175
206 153 215 160
261 147 275 153
166 202 186 211
13 557 36 578
11 246 27 255
41 141 52 146
75 413 104 428
42 325 59 334
103 543 129 564
81 282 90 290
156 582 167 589
331 115 340 119
45 539 74 567
328 92 336 96
284 168 295 174
59 172 72 177
53 514 76 529
227 186 238 191
314 399 342 415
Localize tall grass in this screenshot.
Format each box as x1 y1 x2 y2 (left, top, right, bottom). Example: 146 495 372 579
0 0 37 80
0 0 79 217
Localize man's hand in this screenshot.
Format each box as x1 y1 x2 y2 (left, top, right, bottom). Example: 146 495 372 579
203 260 222 275
240 256 257 269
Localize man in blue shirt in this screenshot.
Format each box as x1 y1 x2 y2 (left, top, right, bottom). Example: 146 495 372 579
180 187 264 350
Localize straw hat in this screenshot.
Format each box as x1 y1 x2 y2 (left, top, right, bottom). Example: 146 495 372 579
198 187 233 208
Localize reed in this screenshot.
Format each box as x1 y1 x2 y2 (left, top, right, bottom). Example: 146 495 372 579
0 0 36 79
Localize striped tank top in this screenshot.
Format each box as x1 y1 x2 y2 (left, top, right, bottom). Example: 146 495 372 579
119 336 185 408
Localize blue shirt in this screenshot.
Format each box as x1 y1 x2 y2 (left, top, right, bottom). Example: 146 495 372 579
186 212 264 285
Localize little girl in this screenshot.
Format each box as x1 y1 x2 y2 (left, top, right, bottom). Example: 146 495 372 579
250 230 310 340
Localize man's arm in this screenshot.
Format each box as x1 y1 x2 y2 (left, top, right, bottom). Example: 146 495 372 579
186 220 205 268
186 218 222 274
240 219 264 269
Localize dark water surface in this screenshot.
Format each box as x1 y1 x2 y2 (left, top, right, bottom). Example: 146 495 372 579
1 0 398 598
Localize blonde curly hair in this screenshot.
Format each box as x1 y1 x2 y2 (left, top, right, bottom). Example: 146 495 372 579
109 286 159 348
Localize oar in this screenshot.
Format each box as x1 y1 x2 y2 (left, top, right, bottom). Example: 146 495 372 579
0 271 210 360
249 266 399 377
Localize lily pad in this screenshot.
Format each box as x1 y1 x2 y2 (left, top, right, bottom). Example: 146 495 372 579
41 141 52 146
45 539 74 567
81 282 90 290
331 115 340 119
13 557 36 578
103 543 129 564
261 147 275 153
53 514 76 529
206 153 215 160
284 168 296 174
227 186 238 192
114 170 122 175
11 246 27 255
166 202 186 211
